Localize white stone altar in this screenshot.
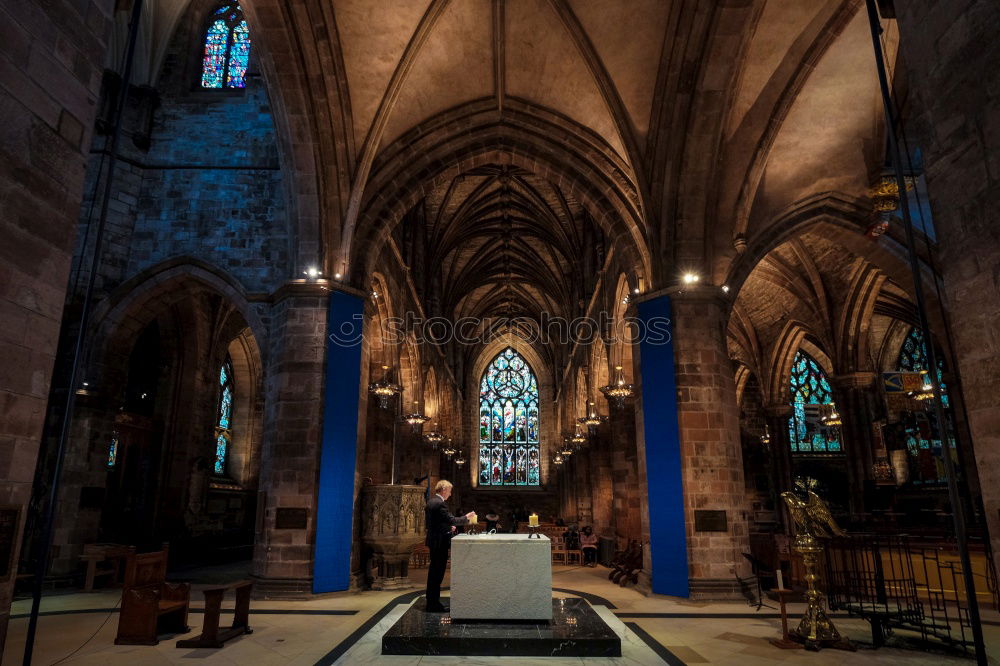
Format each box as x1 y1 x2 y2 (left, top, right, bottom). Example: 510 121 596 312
449 533 553 621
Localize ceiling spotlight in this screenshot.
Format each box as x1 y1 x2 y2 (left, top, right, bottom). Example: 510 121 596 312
682 273 700 285
633 287 640 294
371 290 379 299
721 285 730 293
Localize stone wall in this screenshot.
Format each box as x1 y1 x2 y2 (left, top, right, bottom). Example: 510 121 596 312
895 0 1000 562
0 0 114 650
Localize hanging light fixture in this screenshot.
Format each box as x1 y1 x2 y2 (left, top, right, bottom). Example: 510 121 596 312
368 364 401 409
560 436 574 457
913 370 935 401
820 403 843 427
553 454 564 466
401 400 430 431
442 438 457 458
571 424 588 447
600 365 636 408
455 452 467 467
424 422 445 448
760 425 771 445
578 401 606 429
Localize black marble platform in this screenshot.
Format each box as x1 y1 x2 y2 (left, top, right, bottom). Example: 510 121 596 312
382 597 622 657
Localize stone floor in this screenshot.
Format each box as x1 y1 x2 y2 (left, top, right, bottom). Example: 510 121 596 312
4 563 1000 664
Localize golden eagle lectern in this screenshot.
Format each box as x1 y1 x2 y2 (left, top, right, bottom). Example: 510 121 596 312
781 490 852 651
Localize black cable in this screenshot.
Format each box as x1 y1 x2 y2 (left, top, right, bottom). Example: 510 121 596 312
47 597 122 666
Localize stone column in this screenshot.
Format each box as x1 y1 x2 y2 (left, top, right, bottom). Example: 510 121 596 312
671 287 751 598
252 285 328 597
894 0 1000 567
830 372 876 515
763 404 794 529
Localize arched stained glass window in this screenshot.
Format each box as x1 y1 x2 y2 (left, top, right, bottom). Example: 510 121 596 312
897 326 948 408
201 4 250 89
787 350 842 453
478 348 540 486
214 356 234 475
896 327 951 479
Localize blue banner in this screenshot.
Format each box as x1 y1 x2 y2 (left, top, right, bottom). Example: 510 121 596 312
636 294 689 597
313 290 364 593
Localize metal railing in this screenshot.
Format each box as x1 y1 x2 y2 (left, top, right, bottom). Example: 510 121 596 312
825 532 997 652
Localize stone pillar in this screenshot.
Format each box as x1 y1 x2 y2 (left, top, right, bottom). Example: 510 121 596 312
590 426 613 535
0 0 115 649
895 0 1000 566
830 372 876 515
764 404 794 530
671 287 751 598
252 286 328 597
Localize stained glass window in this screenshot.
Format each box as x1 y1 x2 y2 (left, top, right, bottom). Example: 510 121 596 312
896 327 951 483
107 432 119 468
478 348 540 486
787 351 842 453
201 5 250 89
214 356 234 475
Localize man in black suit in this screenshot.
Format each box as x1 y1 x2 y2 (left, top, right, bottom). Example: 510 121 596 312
425 479 474 612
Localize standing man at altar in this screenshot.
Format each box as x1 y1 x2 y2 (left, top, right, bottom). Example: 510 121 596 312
425 480 475 612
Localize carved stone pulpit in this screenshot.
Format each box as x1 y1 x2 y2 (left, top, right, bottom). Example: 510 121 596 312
360 484 425 590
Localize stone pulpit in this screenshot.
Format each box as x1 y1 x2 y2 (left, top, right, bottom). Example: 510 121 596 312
449 533 552 621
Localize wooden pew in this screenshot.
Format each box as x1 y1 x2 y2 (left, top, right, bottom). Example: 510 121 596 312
177 580 253 649
114 544 191 645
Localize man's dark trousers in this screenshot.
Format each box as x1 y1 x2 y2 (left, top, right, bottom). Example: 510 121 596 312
426 543 449 607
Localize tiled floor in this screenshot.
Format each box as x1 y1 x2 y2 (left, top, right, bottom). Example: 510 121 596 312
4 564 999 664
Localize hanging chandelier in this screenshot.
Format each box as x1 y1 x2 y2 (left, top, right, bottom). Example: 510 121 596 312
455 453 467 467
820 403 843 427
760 425 771 445
553 454 564 466
560 437 574 457
578 401 606 429
570 424 588 447
600 365 636 408
401 400 430 430
441 438 457 458
913 370 935 401
424 422 445 448
368 364 401 409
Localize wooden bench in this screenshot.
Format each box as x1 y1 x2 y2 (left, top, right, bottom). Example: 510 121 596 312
115 544 191 645
177 580 253 649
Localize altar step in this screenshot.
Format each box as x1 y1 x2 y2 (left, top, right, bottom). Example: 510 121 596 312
382 598 622 657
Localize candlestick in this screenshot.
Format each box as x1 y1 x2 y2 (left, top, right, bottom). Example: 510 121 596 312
529 513 539 527
777 569 784 590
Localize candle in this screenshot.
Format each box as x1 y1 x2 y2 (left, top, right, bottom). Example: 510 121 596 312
529 513 539 527
777 569 784 590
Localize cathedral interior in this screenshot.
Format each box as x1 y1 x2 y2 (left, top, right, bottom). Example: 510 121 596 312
2 0 1000 663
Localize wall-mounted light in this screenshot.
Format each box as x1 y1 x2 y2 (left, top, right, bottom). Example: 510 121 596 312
721 285 730 293
633 287 640 294
682 272 700 285
303 266 321 279
334 272 342 280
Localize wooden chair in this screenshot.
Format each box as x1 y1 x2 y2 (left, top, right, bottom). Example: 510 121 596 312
177 580 252 649
551 536 567 565
409 544 430 569
115 544 191 645
565 547 583 565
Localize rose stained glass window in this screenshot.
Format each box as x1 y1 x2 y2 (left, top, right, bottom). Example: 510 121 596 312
478 348 540 486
